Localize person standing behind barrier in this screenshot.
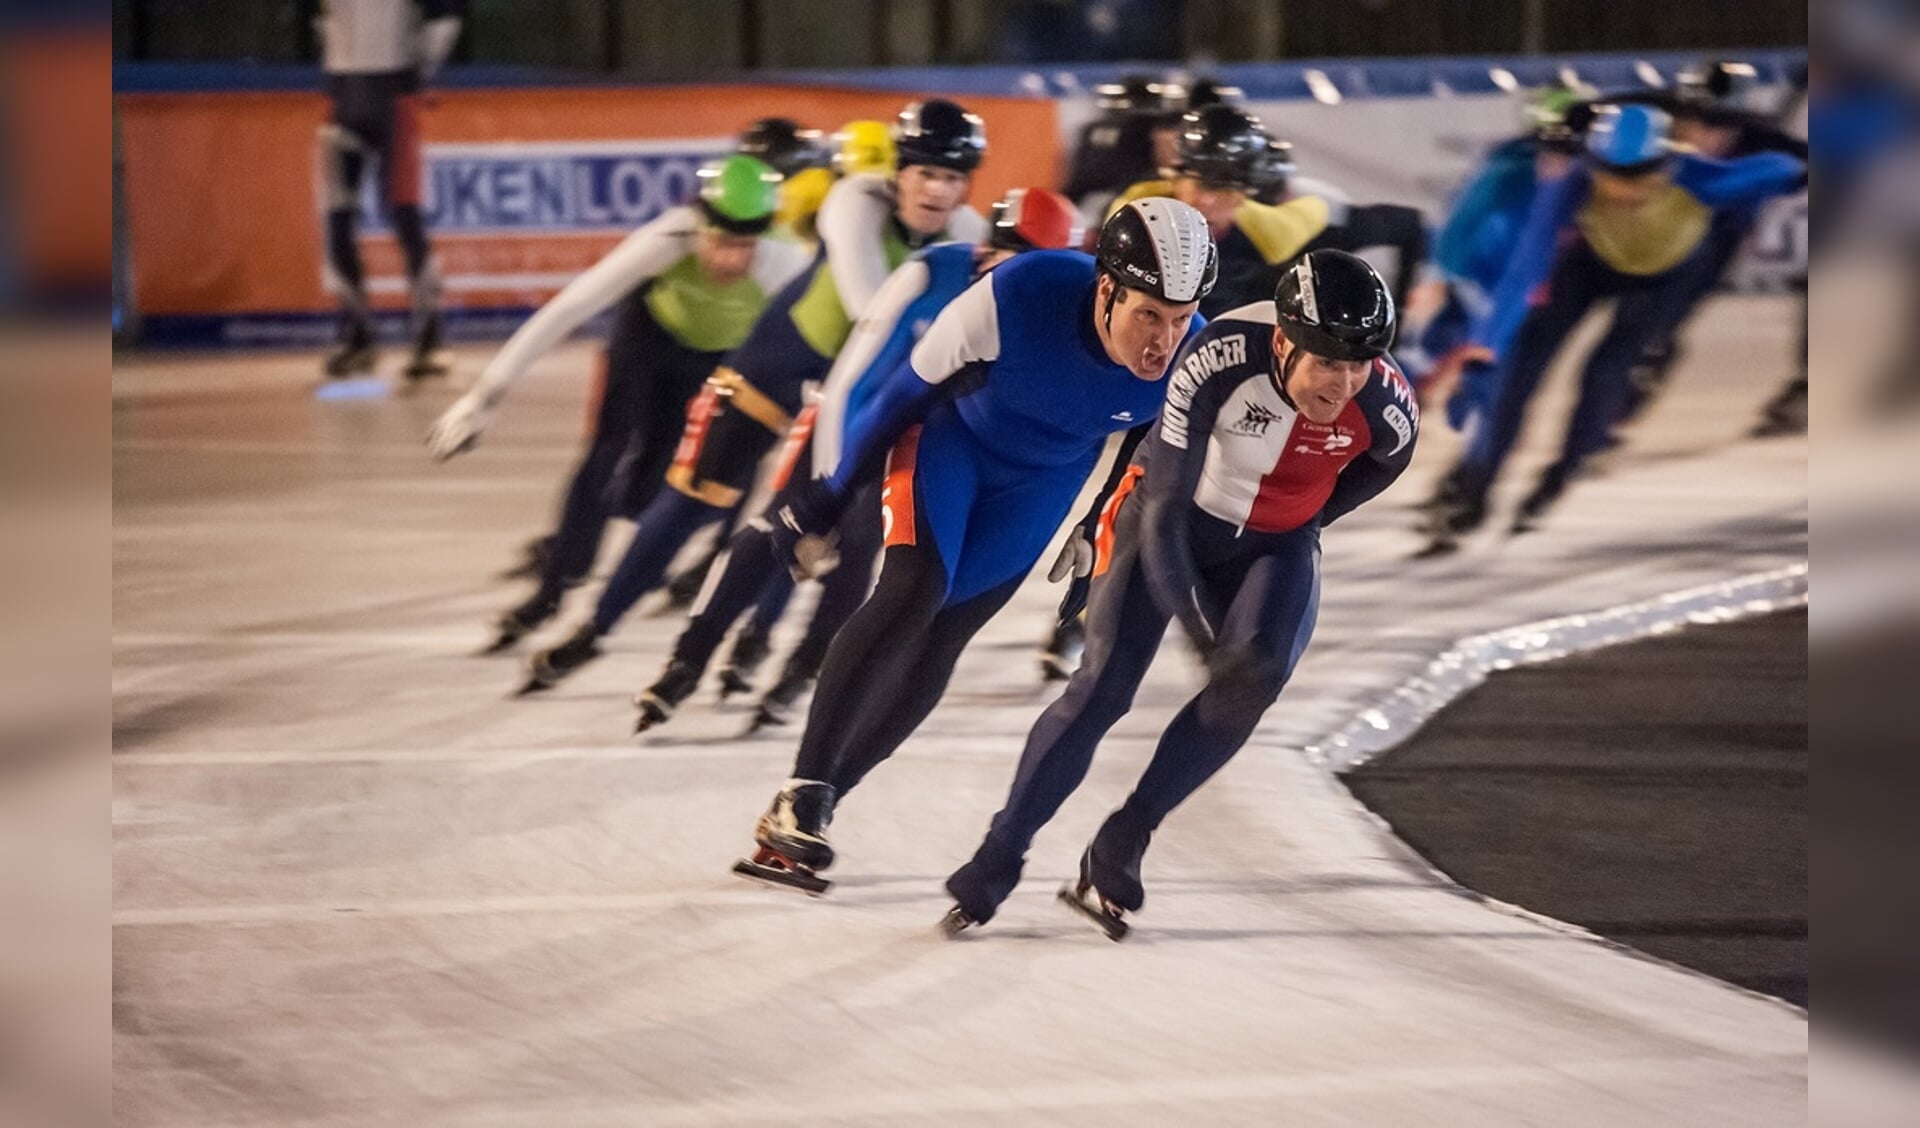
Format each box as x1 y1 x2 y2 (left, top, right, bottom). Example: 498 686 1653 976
315 0 463 381
1426 103 1806 547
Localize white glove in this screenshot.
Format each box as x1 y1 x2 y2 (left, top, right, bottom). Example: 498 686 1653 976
1047 527 1096 583
427 391 495 461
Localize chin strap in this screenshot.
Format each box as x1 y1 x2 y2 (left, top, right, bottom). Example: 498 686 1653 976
1272 338 1304 410
1101 271 1120 339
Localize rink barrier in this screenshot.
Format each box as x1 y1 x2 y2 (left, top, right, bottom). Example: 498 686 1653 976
115 84 1061 341
1304 563 1809 773
115 48 1804 345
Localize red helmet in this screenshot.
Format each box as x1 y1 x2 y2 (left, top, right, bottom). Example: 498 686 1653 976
987 187 1084 252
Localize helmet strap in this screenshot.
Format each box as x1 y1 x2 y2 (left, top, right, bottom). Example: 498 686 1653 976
1271 330 1304 410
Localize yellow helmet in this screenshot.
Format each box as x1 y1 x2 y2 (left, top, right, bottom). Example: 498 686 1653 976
832 120 896 177
776 166 836 237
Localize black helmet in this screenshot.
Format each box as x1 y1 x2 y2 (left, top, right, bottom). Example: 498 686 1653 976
1677 58 1761 108
737 117 829 178
1182 77 1244 110
1096 74 1168 115
1171 104 1271 190
1249 137 1298 196
893 99 987 172
1274 250 1396 361
1096 197 1218 304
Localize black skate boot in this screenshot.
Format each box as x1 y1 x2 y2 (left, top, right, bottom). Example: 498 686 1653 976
1417 469 1489 558
938 905 981 939
518 622 602 695
323 319 377 379
747 659 815 734
499 535 552 581
1751 378 1808 438
733 781 837 894
716 625 773 700
402 311 448 382
633 658 701 734
1039 615 1086 682
483 591 560 655
943 836 1027 930
1510 464 1571 535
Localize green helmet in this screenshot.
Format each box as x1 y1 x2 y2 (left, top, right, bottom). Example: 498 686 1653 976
1526 79 1598 152
697 155 782 235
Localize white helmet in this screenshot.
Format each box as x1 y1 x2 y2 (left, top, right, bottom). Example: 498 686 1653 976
1096 197 1218 304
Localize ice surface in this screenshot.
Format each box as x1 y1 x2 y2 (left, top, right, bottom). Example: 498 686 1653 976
115 298 1807 1126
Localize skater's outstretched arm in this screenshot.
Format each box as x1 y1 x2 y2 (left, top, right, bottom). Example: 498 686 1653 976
468 208 700 410
1469 167 1585 364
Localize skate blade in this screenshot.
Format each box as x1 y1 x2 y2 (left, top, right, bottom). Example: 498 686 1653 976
478 632 524 657
514 676 555 697
1412 536 1459 560
632 702 669 735
937 905 978 939
732 856 831 896
1057 884 1129 942
743 710 787 736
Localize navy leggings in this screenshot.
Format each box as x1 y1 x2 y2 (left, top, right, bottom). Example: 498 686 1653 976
949 498 1321 921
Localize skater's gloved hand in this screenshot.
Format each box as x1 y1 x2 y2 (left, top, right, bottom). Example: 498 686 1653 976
769 479 845 580
1048 524 1097 584
427 391 496 461
1432 345 1495 431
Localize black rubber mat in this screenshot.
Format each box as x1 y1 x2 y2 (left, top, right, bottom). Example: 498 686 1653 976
1344 609 1807 1005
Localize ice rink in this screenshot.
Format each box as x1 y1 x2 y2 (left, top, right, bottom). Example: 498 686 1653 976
114 296 1807 1126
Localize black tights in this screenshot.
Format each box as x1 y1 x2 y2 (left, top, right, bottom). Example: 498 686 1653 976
790 539 1022 795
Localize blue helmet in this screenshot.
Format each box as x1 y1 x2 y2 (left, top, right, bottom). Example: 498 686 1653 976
1585 103 1674 176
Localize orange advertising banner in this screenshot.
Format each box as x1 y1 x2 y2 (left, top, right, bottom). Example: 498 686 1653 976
117 85 1063 328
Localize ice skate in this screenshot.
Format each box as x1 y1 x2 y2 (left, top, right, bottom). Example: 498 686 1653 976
1057 881 1130 941
498 536 551 581
1751 378 1807 438
937 905 980 939
633 658 700 734
1510 465 1570 535
401 311 448 382
323 321 377 379
1039 616 1085 682
1059 841 1134 941
1416 488 1485 558
482 592 559 655
716 626 772 700
746 662 813 734
518 622 602 695
732 846 832 896
753 780 835 870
